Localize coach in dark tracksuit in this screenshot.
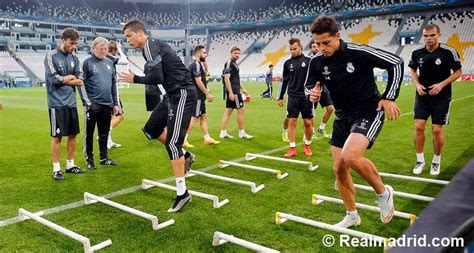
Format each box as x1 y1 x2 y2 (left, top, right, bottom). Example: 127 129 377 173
120 20 196 213
307 16 403 228
79 37 120 169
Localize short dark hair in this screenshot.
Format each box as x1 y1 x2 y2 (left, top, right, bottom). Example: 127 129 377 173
289 38 302 47
309 40 316 47
61 28 79 41
269 64 273 68
310 16 339 36
194 45 205 55
123 19 146 33
424 23 440 33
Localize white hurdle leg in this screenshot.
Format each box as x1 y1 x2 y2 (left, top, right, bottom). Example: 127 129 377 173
220 160 288 180
245 153 319 171
352 184 434 202
83 192 174 230
378 172 449 185
212 231 279 253
188 170 265 193
142 179 229 208
275 212 389 251
18 208 112 253
312 194 417 224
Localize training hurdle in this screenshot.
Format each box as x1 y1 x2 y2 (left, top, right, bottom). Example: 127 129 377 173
219 160 288 180
245 153 319 171
378 172 449 185
142 179 229 208
188 170 265 193
352 184 434 202
212 231 279 253
275 212 389 251
312 194 417 224
83 192 174 230
18 208 112 253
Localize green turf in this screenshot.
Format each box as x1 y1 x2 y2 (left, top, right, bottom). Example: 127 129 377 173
0 81 473 252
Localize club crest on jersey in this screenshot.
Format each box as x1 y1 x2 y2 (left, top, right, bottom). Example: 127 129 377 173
301 62 306 67
346 62 355 73
71 61 75 68
435 58 441 65
107 64 111 70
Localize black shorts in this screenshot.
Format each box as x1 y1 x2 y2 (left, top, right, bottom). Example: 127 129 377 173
331 111 384 149
146 94 161 111
143 97 168 140
315 86 333 108
226 93 244 109
165 88 196 160
49 107 80 137
194 98 206 117
287 96 314 119
414 96 451 125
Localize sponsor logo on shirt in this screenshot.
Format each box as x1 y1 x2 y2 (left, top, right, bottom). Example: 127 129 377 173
418 57 424 67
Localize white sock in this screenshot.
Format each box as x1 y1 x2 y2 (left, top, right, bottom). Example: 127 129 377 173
220 130 227 135
416 153 425 163
239 129 246 135
304 139 311 145
109 127 113 133
346 210 359 220
53 162 61 172
432 155 441 164
377 187 390 202
204 134 211 141
319 123 326 131
66 160 74 169
283 129 288 134
289 142 296 148
185 133 189 140
175 177 186 196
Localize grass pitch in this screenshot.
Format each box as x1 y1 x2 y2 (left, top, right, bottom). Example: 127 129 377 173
0 81 473 252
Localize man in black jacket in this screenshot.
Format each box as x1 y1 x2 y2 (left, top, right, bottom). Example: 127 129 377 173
120 20 196 213
307 16 403 228
277 38 314 158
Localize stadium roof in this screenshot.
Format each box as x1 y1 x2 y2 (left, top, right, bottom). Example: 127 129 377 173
123 0 230 3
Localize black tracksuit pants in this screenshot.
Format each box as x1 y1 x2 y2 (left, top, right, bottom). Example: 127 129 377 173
84 103 112 161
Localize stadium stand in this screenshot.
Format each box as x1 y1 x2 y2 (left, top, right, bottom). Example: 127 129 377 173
0 0 472 81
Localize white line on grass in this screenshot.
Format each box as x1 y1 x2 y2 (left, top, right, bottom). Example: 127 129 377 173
0 145 289 228
2 94 473 228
